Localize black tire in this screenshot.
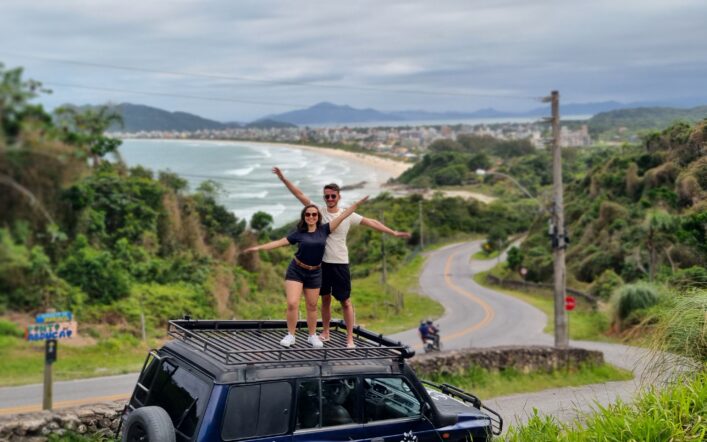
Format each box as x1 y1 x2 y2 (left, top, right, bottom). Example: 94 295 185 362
122 406 176 442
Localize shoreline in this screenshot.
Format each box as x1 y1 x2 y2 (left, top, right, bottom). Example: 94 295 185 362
242 141 413 179
121 138 412 181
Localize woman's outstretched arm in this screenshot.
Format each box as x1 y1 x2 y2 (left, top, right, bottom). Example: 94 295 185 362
243 237 290 253
329 195 369 232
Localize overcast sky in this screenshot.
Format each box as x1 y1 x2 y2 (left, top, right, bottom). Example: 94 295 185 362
2 0 706 121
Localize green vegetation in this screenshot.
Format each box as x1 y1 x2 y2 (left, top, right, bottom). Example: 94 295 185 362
506 370 706 441
505 277 707 441
588 105 707 139
0 333 150 386
0 60 534 384
610 282 661 330
397 135 535 188
426 362 632 400
516 121 706 291
653 289 707 362
472 249 499 260
473 271 613 342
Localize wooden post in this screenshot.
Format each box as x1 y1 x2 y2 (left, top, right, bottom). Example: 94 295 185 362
550 90 569 348
43 339 57 410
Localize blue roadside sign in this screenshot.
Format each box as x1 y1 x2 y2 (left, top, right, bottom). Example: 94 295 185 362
36 311 72 323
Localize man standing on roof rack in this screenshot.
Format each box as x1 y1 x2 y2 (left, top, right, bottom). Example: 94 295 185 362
273 167 411 348
244 197 368 348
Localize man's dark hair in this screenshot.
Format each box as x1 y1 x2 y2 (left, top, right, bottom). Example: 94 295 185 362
323 183 340 193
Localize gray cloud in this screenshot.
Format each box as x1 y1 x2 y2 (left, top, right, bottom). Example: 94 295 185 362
1 0 706 120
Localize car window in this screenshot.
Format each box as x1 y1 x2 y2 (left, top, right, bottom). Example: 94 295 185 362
133 353 159 405
296 380 320 429
222 381 292 440
363 377 422 422
295 377 358 430
147 361 211 441
321 378 357 427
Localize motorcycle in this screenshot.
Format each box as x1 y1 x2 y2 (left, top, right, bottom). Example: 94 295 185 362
423 324 442 353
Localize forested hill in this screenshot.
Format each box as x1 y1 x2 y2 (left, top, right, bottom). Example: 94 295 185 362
60 103 297 132
588 106 707 135
520 120 706 292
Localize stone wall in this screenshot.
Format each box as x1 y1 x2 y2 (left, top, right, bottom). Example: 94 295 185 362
410 346 604 376
0 401 124 441
0 346 603 440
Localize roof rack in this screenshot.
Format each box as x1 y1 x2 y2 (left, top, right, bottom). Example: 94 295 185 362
167 319 415 366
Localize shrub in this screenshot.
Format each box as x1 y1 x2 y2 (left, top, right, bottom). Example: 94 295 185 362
506 246 523 272
590 269 623 301
58 236 131 303
433 164 466 185
610 282 661 326
0 319 23 337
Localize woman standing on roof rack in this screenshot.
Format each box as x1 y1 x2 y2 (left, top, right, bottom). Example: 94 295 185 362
244 196 369 348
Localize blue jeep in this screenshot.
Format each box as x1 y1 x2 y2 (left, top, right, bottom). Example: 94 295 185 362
120 319 502 441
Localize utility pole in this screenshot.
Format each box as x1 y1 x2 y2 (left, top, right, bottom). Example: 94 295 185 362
545 90 569 348
418 200 424 249
380 211 388 285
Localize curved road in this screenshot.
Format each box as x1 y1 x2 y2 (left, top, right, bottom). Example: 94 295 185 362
390 240 652 429
1 240 652 427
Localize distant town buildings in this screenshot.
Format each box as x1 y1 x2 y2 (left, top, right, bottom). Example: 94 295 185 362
560 124 592 147
113 121 593 156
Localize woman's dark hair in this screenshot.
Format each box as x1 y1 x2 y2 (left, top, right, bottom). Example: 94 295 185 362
297 204 322 232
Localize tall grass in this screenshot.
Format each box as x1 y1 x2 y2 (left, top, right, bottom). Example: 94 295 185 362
610 282 661 329
505 369 707 441
651 289 707 363
506 287 707 440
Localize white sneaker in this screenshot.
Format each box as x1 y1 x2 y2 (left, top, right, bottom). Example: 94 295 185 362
307 334 324 348
280 333 296 347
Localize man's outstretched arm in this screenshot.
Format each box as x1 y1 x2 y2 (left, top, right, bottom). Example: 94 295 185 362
272 167 310 206
360 217 412 238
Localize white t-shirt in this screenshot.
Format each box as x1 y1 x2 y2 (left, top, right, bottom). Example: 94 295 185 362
314 204 363 264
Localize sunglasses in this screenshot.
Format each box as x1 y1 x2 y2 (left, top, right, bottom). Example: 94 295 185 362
304 212 319 218
324 194 338 200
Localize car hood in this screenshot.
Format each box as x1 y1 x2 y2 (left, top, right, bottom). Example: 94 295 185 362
426 388 490 424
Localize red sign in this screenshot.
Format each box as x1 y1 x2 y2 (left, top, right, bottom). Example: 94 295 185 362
565 296 576 311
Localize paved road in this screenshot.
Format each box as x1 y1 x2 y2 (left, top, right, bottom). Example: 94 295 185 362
391 240 550 349
0 240 653 427
389 240 654 430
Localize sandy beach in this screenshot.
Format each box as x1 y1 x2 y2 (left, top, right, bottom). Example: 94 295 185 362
246 141 413 180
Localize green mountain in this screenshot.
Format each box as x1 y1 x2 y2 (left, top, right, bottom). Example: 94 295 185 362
588 106 707 135
60 103 298 132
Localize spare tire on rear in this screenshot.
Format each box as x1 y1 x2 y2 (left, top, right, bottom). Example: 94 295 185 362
122 406 175 442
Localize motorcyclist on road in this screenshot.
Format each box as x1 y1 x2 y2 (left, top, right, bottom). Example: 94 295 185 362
425 320 440 348
419 320 439 347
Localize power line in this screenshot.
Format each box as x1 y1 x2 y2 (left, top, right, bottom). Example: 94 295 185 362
3 51 540 100
43 82 308 108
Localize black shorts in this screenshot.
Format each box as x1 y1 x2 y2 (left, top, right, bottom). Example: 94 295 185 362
285 260 322 289
320 262 351 301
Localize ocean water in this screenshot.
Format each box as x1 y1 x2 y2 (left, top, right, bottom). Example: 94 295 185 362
119 139 394 227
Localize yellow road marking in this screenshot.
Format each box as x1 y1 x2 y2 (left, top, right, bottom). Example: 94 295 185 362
411 247 495 351
440 249 495 342
0 393 130 416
